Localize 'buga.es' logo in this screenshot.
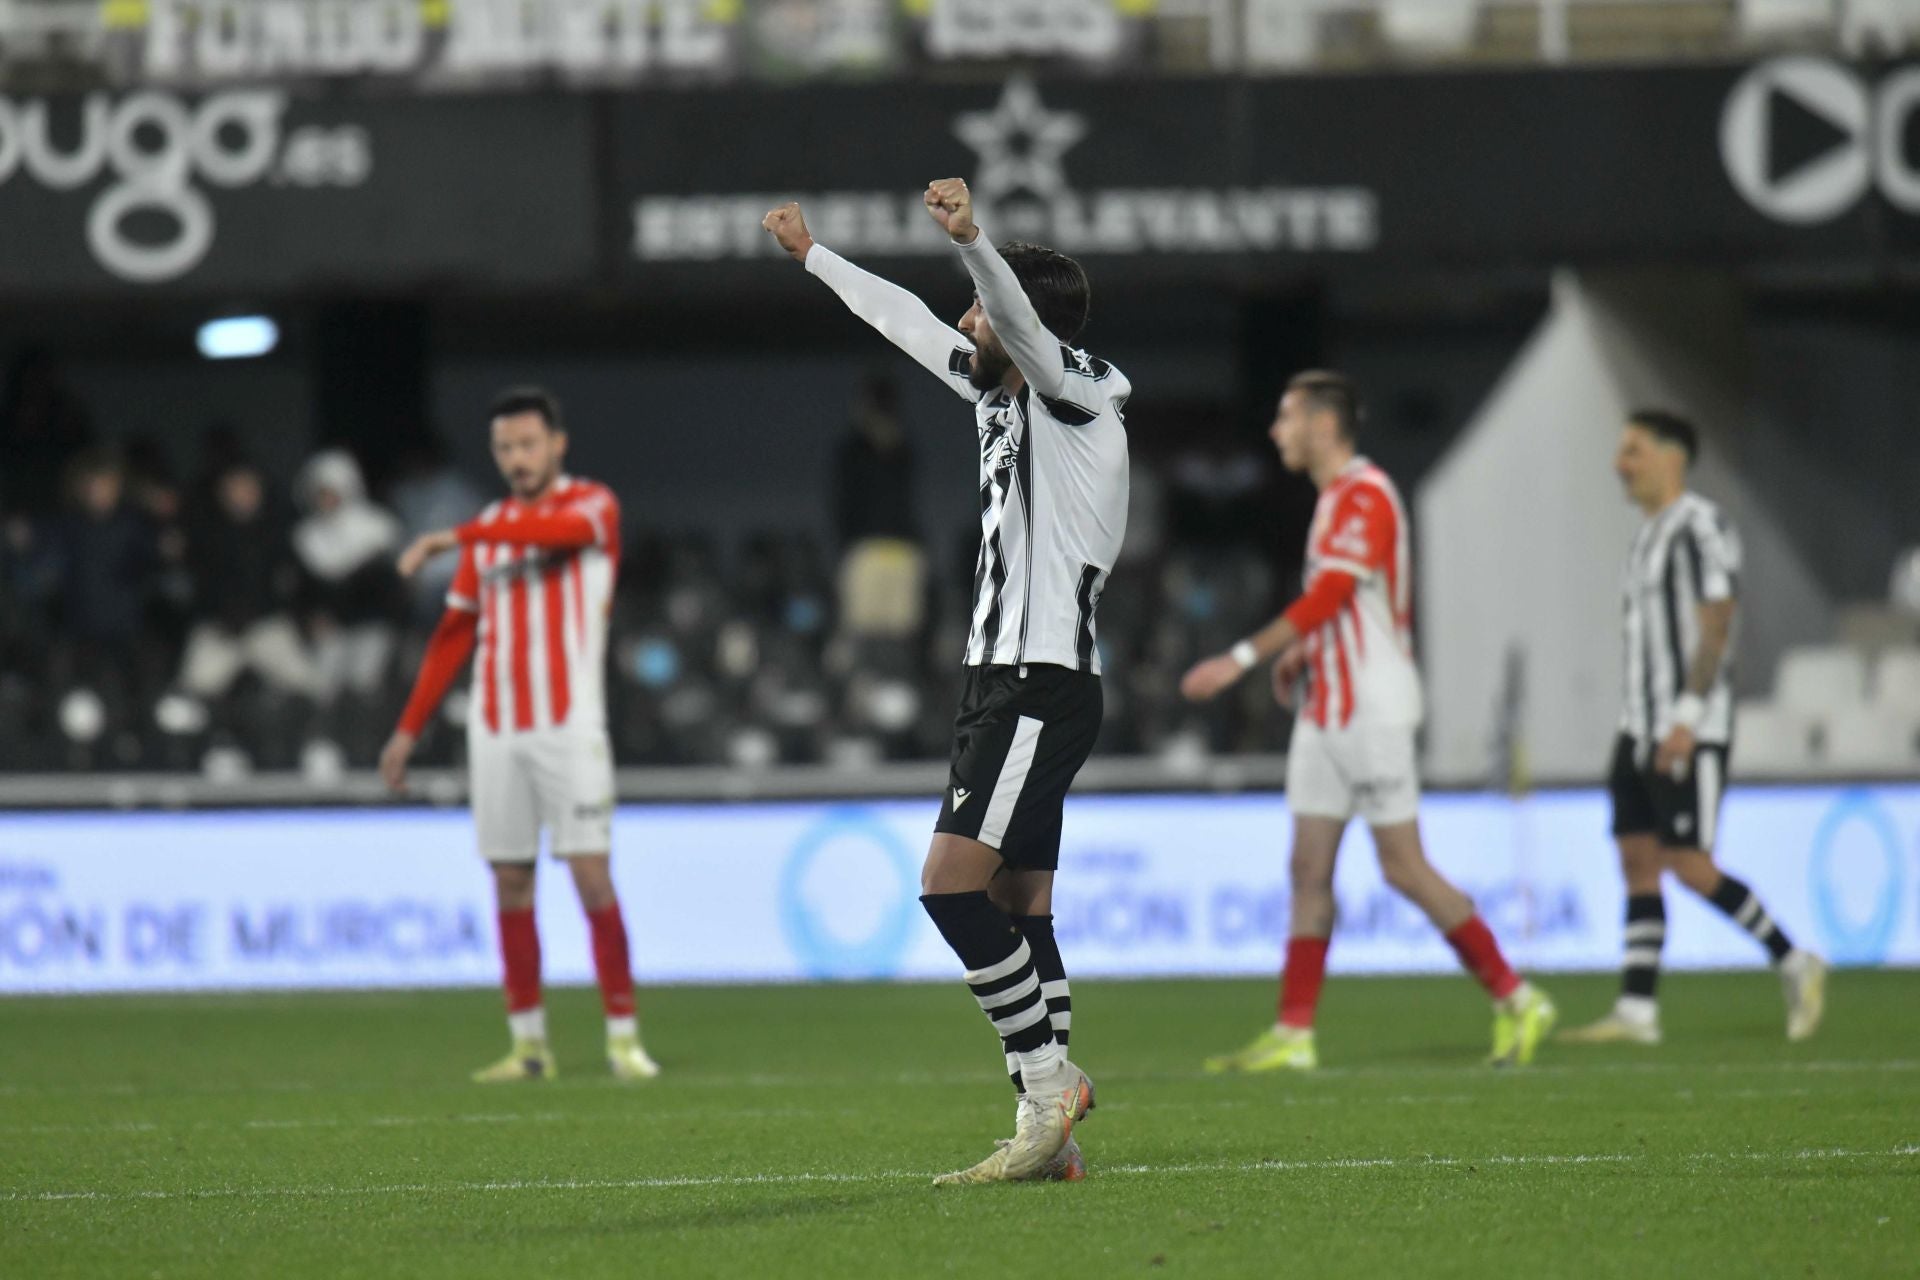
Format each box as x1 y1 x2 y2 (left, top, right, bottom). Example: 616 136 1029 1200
0 92 371 284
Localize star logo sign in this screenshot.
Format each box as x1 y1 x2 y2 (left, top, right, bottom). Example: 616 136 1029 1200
953 77 1088 201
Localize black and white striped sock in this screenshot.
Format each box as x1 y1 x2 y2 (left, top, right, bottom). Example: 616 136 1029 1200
1622 893 1666 1000
1004 914 1071 1093
920 892 1061 1080
1708 875 1794 963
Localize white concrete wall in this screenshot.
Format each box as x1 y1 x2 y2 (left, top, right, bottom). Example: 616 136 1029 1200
1417 273 1832 786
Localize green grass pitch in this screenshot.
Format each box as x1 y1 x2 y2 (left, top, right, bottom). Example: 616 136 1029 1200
2 971 1916 1278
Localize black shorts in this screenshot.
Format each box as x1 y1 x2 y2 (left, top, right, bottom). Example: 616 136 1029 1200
1608 732 1731 852
934 664 1103 871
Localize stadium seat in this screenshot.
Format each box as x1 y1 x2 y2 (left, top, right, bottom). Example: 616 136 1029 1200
1838 603 1919 656
1816 706 1920 773
1731 699 1817 777
1872 647 1920 713
1840 0 1917 56
1892 546 1920 615
1380 0 1479 52
1738 0 1839 40
1242 0 1320 68
1773 645 1868 715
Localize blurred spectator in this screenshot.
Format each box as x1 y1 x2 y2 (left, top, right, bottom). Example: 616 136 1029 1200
177 459 319 702
293 450 405 706
187 422 250 511
387 433 486 625
32 449 163 695
833 375 917 547
839 539 927 640
831 377 928 646
0 380 1303 768
1167 441 1269 547
121 432 192 648
0 348 95 520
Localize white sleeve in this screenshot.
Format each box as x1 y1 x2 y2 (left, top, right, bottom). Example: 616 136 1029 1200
806 243 979 401
1691 508 1741 601
953 232 1089 414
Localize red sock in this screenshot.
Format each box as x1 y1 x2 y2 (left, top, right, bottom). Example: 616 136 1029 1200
498 907 542 1013
587 903 637 1019
1445 915 1522 1000
1278 936 1330 1030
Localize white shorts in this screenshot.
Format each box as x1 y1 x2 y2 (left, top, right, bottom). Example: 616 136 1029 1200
468 725 616 862
1285 719 1421 829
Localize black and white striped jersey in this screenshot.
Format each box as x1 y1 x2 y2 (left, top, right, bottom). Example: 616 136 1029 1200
1619 491 1741 745
806 234 1131 675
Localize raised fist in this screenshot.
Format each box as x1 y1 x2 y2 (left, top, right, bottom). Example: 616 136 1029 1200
924 178 977 244
762 202 815 262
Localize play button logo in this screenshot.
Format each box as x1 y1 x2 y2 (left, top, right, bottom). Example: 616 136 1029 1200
1722 57 1871 224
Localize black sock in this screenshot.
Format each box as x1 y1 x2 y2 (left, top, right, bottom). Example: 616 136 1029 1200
1004 914 1071 1093
1708 875 1794 962
1622 893 1665 999
920 892 1057 1065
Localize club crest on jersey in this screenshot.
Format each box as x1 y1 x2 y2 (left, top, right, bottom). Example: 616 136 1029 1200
1328 513 1371 559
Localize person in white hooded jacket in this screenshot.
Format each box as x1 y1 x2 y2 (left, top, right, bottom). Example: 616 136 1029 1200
293 449 405 707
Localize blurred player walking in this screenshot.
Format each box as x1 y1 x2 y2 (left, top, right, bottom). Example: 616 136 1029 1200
1183 372 1555 1070
380 387 659 1084
765 179 1127 1184
1562 410 1826 1046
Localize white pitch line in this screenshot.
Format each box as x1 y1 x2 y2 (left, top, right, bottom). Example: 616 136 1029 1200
0 1079 1892 1140
1 1108 875 1139
0 1057 1915 1103
3 1146 1914 1206
1143 1059 1920 1084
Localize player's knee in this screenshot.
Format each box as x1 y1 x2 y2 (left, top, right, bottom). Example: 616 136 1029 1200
1379 857 1423 896
1287 853 1335 912
921 834 1003 896
574 880 617 912
920 855 957 896
567 857 616 908
491 863 536 910
1670 854 1719 896
1290 893 1336 936
1619 844 1663 891
984 875 1016 914
1288 847 1333 895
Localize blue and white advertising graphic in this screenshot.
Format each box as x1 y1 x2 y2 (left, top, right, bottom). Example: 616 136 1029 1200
0 786 1916 993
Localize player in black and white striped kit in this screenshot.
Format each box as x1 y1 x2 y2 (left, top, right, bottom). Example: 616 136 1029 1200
1562 410 1827 1047
764 178 1127 1185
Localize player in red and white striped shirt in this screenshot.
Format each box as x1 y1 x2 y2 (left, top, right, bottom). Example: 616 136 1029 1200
379 386 658 1084
1181 371 1555 1071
